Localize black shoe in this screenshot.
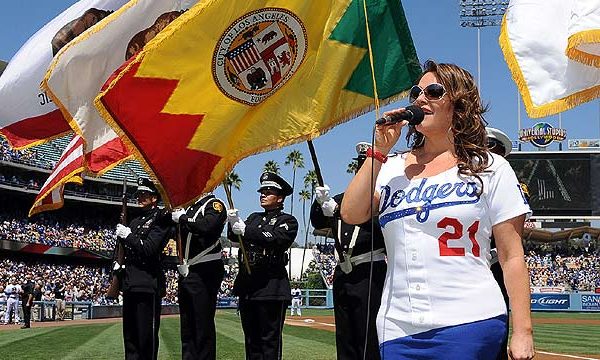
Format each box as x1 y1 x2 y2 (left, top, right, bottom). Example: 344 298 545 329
20 325 30 329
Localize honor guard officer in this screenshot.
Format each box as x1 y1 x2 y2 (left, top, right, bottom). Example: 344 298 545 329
171 193 227 360
115 177 173 360
227 172 299 360
487 127 530 360
310 143 386 360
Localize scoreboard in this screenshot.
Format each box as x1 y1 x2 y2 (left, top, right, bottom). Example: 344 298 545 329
507 151 600 218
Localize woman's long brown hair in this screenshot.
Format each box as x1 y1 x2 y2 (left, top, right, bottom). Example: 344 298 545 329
406 60 490 184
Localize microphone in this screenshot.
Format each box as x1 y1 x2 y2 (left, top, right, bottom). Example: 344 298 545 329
375 105 425 126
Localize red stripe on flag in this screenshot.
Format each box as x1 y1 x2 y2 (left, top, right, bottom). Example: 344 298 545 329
86 137 130 174
100 62 221 207
29 135 85 216
0 109 71 149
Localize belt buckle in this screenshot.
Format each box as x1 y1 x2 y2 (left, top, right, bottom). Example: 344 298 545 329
339 253 352 274
177 261 189 277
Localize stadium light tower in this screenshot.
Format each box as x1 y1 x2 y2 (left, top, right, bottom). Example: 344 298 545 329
459 0 509 92
460 0 513 145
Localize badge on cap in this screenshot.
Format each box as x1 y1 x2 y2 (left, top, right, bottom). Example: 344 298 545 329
213 201 224 212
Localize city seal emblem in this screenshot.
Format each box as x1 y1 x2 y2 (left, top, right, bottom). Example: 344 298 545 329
212 8 307 105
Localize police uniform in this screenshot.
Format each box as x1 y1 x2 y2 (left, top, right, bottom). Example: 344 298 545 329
310 143 386 360
228 172 299 360
487 127 528 360
21 278 34 329
118 178 173 360
175 194 227 360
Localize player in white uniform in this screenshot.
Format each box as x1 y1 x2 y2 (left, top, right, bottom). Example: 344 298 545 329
290 286 302 316
341 61 535 360
4 277 21 324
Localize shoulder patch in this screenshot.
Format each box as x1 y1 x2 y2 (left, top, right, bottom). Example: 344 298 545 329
212 201 224 212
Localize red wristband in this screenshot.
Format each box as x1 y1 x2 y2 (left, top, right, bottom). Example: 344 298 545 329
366 148 388 163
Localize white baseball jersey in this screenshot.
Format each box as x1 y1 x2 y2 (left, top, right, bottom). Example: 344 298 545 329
375 152 530 344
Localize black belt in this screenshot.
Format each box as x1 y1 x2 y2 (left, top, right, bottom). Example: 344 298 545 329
245 251 288 267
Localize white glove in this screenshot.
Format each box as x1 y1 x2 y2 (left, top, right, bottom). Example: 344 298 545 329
171 208 186 223
315 185 331 205
116 224 131 239
227 209 246 236
316 185 338 217
321 198 338 217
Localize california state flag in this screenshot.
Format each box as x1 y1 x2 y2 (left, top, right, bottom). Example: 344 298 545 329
43 0 200 175
96 0 421 208
0 0 129 149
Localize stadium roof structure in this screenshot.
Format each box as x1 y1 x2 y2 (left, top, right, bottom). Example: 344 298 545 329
0 60 7 76
523 226 600 242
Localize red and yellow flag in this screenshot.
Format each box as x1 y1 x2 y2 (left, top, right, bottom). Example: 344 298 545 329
96 0 420 208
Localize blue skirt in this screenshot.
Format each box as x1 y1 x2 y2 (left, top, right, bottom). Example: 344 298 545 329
380 315 507 360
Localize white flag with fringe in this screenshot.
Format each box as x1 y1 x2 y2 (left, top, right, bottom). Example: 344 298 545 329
500 0 600 118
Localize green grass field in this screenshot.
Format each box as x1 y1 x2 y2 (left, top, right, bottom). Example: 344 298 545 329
0 310 598 359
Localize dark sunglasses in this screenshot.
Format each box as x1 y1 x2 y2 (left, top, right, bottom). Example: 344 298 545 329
409 83 446 103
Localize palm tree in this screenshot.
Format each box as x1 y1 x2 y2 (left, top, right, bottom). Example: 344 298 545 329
346 159 358 174
263 160 280 175
222 171 242 208
284 150 305 216
303 170 318 198
298 189 312 278
221 171 242 257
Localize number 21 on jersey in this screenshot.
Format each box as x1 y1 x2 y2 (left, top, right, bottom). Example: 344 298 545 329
437 217 480 256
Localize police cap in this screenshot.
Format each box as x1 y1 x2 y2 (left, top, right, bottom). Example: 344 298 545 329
134 177 159 196
486 127 512 157
257 172 293 197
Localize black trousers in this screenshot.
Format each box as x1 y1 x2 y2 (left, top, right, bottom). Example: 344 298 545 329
123 291 161 360
333 261 386 360
239 298 287 360
179 261 225 360
22 303 31 327
491 262 509 360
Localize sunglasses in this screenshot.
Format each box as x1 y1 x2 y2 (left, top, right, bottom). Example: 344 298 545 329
409 83 446 103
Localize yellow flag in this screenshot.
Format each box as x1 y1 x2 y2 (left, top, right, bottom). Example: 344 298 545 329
96 0 420 207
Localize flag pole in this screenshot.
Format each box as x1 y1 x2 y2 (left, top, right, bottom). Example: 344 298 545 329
107 178 127 299
223 189 252 275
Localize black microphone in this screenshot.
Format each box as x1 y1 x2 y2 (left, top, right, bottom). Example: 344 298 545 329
375 105 425 126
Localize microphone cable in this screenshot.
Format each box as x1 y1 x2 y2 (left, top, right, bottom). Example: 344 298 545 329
362 120 380 360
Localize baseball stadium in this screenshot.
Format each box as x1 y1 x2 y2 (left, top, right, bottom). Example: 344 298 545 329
2 1 600 360
0 111 598 359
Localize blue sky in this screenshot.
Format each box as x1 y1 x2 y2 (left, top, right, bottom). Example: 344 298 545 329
1 1 598 237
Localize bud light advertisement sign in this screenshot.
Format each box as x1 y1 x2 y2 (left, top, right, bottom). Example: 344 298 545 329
581 294 600 311
530 294 570 310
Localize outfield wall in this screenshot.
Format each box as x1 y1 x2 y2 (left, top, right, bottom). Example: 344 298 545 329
530 293 600 312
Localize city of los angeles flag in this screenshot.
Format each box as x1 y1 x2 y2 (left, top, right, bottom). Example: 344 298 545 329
97 0 421 208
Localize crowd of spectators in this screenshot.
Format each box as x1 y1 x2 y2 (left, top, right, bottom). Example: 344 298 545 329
525 240 600 292
2 236 599 314
0 139 53 169
311 244 336 289
1 250 241 308
0 257 111 306
0 211 117 252
220 250 238 299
